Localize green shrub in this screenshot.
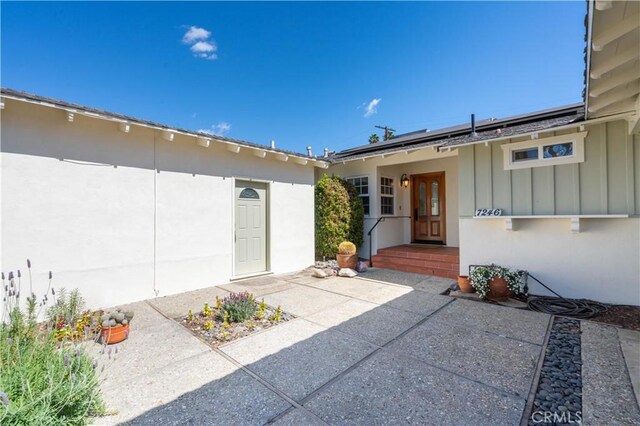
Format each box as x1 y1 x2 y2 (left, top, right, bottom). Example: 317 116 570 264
220 292 256 323
1 263 105 425
0 310 105 425
46 288 85 327
315 174 364 258
343 179 364 249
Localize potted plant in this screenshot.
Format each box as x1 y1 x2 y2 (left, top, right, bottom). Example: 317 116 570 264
469 265 521 301
336 241 358 269
457 275 473 293
100 309 134 344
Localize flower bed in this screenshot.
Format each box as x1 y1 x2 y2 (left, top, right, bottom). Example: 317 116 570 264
181 291 293 347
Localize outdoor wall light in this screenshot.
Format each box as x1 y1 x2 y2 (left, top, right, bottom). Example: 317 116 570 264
400 174 410 188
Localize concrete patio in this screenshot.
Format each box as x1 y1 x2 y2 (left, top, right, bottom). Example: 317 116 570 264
91 268 640 425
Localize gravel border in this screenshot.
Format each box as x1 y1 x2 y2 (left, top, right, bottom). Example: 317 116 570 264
529 317 582 425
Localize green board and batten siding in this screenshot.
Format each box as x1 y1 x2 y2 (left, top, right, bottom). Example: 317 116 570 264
458 119 640 216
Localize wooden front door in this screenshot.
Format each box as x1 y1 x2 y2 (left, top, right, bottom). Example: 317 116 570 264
412 172 446 243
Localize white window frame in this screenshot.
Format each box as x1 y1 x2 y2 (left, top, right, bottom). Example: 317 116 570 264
501 132 587 170
345 175 370 217
380 176 395 216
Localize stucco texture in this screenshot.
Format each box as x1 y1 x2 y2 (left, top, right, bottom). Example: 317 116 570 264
1 99 315 310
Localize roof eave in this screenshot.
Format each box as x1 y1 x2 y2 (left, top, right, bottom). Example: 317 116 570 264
1 88 330 168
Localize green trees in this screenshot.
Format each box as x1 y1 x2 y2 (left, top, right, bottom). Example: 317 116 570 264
315 174 364 258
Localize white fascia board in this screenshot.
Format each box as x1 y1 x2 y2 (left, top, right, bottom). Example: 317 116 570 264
2 93 319 166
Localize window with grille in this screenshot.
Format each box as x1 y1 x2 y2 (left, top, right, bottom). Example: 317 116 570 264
380 177 394 216
345 176 370 216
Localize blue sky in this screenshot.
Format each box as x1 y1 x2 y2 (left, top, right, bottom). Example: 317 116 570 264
2 1 586 153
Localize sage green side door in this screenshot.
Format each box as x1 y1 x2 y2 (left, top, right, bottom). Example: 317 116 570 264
234 181 267 276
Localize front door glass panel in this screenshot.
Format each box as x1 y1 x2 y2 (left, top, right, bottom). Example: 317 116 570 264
431 181 439 216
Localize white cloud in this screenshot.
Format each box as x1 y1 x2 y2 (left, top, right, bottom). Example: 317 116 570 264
191 41 216 53
191 41 218 60
182 26 211 44
215 122 231 135
182 25 218 60
363 98 381 118
198 122 232 136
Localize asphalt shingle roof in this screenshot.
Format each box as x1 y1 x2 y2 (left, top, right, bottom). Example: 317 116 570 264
330 104 584 162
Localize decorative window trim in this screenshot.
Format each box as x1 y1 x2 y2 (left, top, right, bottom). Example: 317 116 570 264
345 175 370 216
380 176 395 216
501 132 587 170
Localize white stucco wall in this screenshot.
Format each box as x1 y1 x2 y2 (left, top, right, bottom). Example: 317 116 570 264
325 149 458 258
460 217 640 306
1 99 315 311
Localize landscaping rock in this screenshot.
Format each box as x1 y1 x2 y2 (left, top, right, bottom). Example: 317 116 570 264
324 268 337 277
338 268 358 278
312 268 328 278
355 261 368 273
529 317 582 425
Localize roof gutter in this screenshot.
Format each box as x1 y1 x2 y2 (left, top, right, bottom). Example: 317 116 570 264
1 92 329 169
439 111 632 150
584 0 595 119
332 142 449 164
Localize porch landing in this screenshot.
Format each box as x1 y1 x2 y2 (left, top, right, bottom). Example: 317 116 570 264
371 245 460 279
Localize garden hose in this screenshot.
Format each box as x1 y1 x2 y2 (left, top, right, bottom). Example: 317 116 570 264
525 272 608 319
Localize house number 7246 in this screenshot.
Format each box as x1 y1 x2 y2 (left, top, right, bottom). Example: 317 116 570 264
474 208 502 217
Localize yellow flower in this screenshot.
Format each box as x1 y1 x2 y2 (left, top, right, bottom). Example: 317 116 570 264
203 303 212 317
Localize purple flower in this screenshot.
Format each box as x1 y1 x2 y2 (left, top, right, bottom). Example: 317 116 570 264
8 272 13 281
0 391 9 407
64 353 70 367
70 373 76 383
76 347 82 357
48 271 52 280
52 288 55 295
1 272 4 280
27 259 31 268
17 270 21 278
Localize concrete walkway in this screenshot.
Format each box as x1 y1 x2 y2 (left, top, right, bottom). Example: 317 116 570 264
90 268 637 425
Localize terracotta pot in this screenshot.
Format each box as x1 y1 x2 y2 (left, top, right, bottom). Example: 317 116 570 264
457 275 474 293
336 253 358 269
101 323 130 345
487 277 511 301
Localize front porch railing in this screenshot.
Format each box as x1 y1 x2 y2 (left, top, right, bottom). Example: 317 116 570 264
366 217 385 267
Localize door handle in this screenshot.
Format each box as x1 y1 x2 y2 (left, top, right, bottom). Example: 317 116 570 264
414 208 418 221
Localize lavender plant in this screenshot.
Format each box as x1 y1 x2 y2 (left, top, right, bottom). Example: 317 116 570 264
220 291 256 323
0 260 106 425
